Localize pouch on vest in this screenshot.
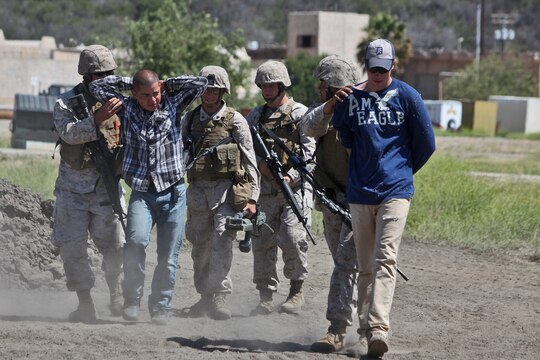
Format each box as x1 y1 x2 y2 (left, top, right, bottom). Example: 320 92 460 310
229 169 252 212
58 142 93 169
214 143 241 175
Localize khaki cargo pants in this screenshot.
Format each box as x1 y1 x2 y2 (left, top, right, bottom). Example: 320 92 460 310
349 198 410 336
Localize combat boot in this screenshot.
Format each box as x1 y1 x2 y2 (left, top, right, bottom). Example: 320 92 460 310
311 320 347 353
106 274 123 316
250 289 274 315
279 280 304 314
188 294 213 318
209 293 232 320
69 289 97 324
122 299 140 322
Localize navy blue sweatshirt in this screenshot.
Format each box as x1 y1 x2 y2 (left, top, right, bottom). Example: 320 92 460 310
332 78 436 205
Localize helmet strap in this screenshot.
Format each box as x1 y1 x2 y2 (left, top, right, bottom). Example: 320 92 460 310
264 83 286 104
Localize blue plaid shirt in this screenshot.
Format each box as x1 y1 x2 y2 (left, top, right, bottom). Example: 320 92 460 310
90 75 208 192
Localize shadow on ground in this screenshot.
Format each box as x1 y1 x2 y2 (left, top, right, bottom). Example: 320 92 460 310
167 336 311 353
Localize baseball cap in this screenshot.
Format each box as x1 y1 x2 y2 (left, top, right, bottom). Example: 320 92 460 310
364 39 395 71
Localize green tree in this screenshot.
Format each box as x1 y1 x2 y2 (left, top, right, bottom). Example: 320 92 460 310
285 52 326 107
126 0 254 107
356 12 412 74
443 55 537 101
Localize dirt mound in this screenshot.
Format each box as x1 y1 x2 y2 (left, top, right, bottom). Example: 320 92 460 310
0 180 64 289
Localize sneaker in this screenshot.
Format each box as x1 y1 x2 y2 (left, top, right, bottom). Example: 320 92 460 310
68 303 97 324
188 295 213 318
345 335 368 358
310 331 345 353
122 301 140 322
151 309 169 325
367 332 388 358
209 293 231 320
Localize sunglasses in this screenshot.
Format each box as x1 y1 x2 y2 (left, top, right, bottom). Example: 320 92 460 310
93 70 114 77
368 67 389 74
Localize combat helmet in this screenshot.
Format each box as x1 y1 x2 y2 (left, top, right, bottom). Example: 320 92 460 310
314 55 361 88
255 60 291 87
78 45 118 75
199 65 230 93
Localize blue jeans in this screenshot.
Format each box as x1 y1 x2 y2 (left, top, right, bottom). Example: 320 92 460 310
123 180 186 312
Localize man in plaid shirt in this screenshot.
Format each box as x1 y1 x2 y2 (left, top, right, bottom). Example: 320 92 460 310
90 69 207 325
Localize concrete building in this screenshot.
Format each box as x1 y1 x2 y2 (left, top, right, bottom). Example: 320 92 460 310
0 29 81 107
287 11 369 65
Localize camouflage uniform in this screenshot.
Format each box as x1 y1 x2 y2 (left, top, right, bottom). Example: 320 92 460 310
247 100 313 287
303 55 362 354
184 101 259 295
183 66 260 320
51 45 124 322
302 104 357 323
246 61 316 314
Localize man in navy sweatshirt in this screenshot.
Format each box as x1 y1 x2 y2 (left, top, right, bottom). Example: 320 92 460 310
332 38 436 358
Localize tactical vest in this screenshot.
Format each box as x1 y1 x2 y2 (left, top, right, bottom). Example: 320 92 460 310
58 84 97 170
258 100 301 171
187 105 241 180
56 83 122 173
314 126 348 192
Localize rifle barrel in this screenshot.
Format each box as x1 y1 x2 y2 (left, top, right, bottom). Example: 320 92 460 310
250 125 316 245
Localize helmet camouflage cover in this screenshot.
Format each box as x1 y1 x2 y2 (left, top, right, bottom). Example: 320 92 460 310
313 55 361 88
78 45 118 75
199 65 230 93
255 60 291 87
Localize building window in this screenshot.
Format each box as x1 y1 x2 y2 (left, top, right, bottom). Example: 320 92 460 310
297 35 315 48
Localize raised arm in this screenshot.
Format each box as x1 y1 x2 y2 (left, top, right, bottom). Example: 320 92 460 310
53 94 99 145
300 104 332 138
89 75 132 103
164 75 208 111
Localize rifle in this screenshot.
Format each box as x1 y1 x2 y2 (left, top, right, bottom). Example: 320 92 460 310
224 205 269 253
67 93 127 232
262 126 409 281
184 136 233 170
250 125 316 245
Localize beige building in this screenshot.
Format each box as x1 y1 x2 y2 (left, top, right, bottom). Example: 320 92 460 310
287 11 369 65
0 29 81 107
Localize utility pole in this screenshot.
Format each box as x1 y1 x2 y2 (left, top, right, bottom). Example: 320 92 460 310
476 2 482 71
479 0 485 57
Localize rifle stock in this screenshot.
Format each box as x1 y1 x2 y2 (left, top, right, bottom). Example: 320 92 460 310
250 125 316 245
86 141 127 232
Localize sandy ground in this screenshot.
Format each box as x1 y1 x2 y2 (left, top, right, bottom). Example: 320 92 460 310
0 135 539 359
1 236 538 360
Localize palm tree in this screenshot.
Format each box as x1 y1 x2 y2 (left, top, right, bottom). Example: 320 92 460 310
356 12 412 75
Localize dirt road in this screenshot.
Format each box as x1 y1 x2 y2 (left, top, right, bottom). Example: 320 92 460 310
1 234 538 359
0 136 539 359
